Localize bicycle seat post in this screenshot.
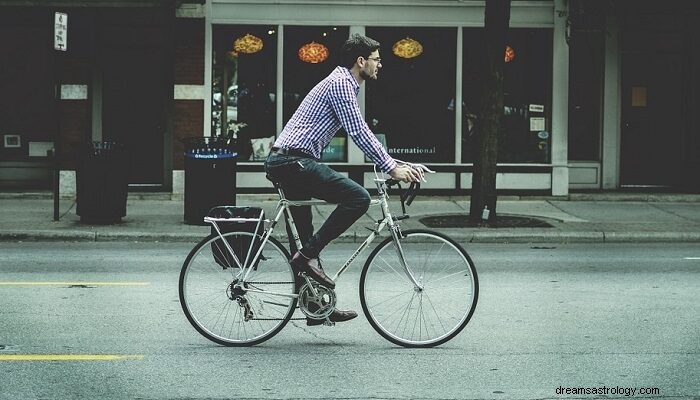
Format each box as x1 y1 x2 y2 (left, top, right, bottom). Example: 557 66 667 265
269 181 307 256
274 183 287 202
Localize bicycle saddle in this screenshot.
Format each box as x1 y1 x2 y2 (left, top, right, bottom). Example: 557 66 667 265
265 174 283 187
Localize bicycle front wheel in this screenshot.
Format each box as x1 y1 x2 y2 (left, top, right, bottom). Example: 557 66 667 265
360 229 478 348
179 231 296 346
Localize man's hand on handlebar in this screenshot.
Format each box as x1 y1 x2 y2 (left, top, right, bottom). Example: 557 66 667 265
389 165 422 183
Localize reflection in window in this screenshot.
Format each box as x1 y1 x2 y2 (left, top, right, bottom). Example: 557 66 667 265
212 25 277 161
462 28 553 163
365 28 456 163
283 26 349 162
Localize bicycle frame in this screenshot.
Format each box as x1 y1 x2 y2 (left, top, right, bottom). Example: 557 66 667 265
202 178 424 301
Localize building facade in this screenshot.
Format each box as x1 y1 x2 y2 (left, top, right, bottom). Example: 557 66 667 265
1 0 698 195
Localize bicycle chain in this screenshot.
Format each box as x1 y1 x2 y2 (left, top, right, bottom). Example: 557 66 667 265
241 282 302 321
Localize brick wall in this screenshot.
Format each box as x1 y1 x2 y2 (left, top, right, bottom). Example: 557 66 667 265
57 101 90 170
175 18 205 85
173 101 204 169
173 17 205 170
58 60 91 170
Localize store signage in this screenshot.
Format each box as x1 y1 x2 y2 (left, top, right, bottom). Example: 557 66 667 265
528 104 544 113
184 151 237 159
529 117 545 131
54 12 67 51
631 86 647 107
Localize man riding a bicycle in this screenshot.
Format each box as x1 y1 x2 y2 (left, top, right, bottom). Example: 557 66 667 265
264 34 422 326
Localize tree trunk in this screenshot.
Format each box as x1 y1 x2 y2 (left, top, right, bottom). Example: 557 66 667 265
470 0 511 224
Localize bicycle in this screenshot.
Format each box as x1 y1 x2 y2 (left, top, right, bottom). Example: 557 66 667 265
178 162 479 348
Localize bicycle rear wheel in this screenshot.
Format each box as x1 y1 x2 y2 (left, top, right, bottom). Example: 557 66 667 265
179 231 296 346
360 229 478 348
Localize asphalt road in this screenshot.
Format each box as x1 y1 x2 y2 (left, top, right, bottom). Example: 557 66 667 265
0 242 698 400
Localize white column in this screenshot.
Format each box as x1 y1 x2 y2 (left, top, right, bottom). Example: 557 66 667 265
601 14 621 189
91 71 102 141
276 25 284 137
551 0 570 196
455 27 463 164
59 170 76 198
203 0 213 137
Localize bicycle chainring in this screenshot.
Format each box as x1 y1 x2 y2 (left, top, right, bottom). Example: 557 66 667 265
297 282 336 320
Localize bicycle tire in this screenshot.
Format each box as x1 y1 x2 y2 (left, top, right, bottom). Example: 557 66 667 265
359 229 478 348
179 231 296 346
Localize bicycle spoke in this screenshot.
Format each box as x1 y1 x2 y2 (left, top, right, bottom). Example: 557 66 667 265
425 260 466 285
423 291 448 335
425 270 471 286
193 254 238 287
212 241 237 269
411 295 422 341
397 291 417 338
376 253 412 284
366 287 414 309
187 288 227 309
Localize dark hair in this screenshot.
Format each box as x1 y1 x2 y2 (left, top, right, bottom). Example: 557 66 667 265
340 33 380 68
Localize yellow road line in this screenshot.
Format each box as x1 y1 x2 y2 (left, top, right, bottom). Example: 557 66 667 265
0 282 150 286
0 354 144 361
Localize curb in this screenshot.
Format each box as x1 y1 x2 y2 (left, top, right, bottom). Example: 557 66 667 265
2 229 699 243
465 230 605 243
602 231 700 243
0 230 96 242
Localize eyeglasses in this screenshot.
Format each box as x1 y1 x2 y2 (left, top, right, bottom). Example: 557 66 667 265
366 56 382 63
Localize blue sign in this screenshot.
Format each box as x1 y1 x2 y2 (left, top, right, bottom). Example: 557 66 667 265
184 151 237 159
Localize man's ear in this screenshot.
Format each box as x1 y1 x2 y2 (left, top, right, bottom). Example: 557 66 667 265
356 56 365 67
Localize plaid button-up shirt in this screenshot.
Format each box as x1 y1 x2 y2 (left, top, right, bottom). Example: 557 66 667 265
274 66 396 173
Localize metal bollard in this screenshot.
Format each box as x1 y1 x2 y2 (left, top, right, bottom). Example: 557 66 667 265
49 148 59 221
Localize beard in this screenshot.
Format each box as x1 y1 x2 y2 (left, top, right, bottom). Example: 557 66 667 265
360 69 377 80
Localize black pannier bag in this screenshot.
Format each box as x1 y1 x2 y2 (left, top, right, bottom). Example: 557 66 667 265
208 206 265 269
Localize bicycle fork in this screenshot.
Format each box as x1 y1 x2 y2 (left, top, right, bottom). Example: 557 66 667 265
380 197 424 292
389 227 424 292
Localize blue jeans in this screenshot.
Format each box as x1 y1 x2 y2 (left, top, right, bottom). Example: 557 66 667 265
264 153 371 258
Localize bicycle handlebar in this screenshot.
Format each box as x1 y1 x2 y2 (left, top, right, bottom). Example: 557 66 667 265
385 179 420 215
377 161 434 214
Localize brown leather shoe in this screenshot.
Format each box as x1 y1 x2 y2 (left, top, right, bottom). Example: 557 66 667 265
291 251 335 289
307 308 358 326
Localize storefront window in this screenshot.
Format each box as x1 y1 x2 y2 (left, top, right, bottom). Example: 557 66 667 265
568 4 604 161
212 25 277 161
0 9 56 162
366 27 456 163
283 26 350 162
462 28 553 163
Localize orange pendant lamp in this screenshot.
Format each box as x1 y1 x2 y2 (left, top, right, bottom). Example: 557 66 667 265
298 41 329 63
505 45 515 62
233 34 264 54
392 37 423 59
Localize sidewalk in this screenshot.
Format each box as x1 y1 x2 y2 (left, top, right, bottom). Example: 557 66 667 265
1 192 699 243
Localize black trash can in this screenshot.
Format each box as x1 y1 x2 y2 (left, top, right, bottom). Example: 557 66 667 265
76 141 128 224
182 136 237 225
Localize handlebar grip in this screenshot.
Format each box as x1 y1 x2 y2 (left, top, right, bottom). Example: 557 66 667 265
385 178 401 187
405 182 420 206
